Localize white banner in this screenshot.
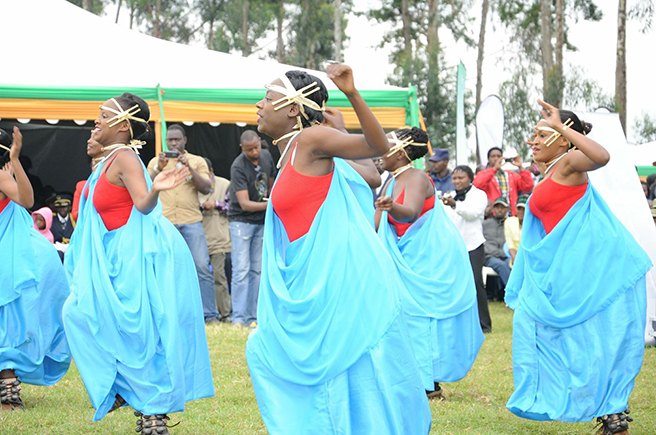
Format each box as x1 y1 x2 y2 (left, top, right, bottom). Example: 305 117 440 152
476 95 505 165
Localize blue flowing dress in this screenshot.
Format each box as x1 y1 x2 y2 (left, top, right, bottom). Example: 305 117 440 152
0 200 71 385
505 182 651 422
246 159 432 434
63 157 214 421
378 179 483 390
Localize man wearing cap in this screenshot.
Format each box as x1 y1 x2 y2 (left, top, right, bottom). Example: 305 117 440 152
504 195 527 267
428 148 455 195
474 147 534 216
483 197 512 300
51 193 75 244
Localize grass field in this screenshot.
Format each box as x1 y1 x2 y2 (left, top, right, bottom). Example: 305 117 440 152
2 302 654 434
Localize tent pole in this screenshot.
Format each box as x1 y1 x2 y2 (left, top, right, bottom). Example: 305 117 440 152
156 83 168 151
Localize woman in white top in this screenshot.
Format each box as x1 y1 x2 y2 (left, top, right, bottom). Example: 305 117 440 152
444 165 490 332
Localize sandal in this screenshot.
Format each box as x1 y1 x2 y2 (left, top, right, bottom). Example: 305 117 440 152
108 394 126 413
425 382 445 401
135 411 180 434
0 376 23 411
596 408 632 434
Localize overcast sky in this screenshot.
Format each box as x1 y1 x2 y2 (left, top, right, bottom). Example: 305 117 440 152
105 0 653 144
343 0 654 144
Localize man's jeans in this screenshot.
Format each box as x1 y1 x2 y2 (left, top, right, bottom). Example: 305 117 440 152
175 222 220 321
229 221 264 325
484 256 512 286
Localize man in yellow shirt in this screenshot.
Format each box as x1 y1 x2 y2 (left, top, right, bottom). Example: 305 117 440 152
504 196 527 267
147 124 219 323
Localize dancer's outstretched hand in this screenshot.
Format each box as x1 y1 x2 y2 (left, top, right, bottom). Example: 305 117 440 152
327 64 356 96
152 166 188 192
375 195 393 212
10 127 23 161
537 100 562 130
2 161 14 176
323 107 347 133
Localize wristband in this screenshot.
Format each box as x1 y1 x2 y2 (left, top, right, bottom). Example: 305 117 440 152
153 166 161 174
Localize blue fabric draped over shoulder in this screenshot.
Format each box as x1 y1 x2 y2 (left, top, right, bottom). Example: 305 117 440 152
378 179 483 388
0 200 71 385
246 158 431 434
63 154 214 421
505 182 651 422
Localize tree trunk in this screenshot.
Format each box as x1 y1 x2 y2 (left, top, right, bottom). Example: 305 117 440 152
540 0 554 102
402 0 411 57
616 0 627 134
475 0 489 166
427 0 440 127
276 0 284 62
554 0 564 107
154 0 161 38
82 0 90 11
334 0 342 62
130 2 135 29
208 18 215 49
115 0 123 23
243 0 250 56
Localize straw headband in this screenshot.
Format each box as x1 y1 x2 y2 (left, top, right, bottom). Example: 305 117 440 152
0 144 10 153
265 74 325 145
100 98 148 151
536 118 575 147
386 130 428 161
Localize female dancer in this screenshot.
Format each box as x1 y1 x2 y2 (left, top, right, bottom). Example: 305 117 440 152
505 100 651 434
246 65 431 434
375 127 484 398
0 127 70 410
63 93 214 433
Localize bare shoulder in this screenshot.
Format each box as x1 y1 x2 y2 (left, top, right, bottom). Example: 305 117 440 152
114 150 143 172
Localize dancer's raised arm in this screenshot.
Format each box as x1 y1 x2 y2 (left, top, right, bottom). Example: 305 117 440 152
0 127 34 208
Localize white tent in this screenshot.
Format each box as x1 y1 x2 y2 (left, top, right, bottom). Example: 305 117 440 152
0 0 419 149
585 112 656 345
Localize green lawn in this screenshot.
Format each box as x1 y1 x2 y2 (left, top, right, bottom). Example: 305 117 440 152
2 302 654 434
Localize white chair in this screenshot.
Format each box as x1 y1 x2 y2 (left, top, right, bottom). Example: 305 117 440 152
482 266 498 286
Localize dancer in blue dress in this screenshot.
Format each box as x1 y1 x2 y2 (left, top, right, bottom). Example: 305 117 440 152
246 65 432 434
0 127 70 411
505 100 651 434
63 93 214 433
375 127 484 399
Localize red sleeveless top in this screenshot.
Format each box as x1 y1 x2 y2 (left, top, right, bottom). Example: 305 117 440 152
271 142 333 242
530 174 587 235
387 176 436 237
0 198 9 214
85 152 134 231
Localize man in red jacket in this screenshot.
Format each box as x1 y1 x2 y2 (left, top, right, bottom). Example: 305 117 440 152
474 147 534 216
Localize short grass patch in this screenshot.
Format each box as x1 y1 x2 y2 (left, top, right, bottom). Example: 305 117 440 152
1 302 654 434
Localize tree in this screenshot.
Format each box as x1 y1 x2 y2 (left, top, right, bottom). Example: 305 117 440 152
286 0 349 69
66 0 109 15
633 113 656 143
616 0 627 133
475 0 490 164
498 67 539 160
370 0 475 152
196 0 275 55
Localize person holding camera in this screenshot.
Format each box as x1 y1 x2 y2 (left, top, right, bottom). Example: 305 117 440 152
147 124 220 323
474 147 534 216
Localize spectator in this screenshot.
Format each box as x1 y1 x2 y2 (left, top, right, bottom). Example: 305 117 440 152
199 157 232 323
147 124 219 323
51 193 74 244
647 173 656 201
428 148 455 195
505 195 528 266
641 180 652 207
444 165 491 333
32 206 54 243
228 130 275 328
474 147 533 216
483 197 512 301
652 205 656 226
